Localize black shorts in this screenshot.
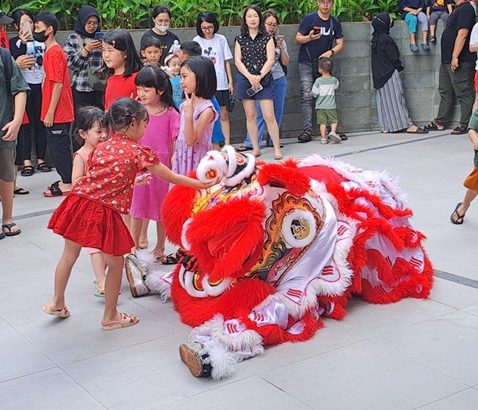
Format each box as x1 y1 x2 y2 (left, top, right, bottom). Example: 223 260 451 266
215 90 230 107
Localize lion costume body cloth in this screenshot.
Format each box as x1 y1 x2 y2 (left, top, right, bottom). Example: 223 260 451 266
130 148 433 379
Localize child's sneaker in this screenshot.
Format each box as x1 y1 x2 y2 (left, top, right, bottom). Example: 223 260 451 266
328 131 342 143
410 43 419 53
421 43 430 52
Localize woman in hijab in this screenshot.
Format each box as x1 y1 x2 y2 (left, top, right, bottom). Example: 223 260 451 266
64 5 106 111
371 12 427 134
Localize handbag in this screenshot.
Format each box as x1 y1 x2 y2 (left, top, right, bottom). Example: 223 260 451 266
87 64 107 92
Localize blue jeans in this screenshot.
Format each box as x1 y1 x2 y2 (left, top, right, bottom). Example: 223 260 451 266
404 12 428 34
243 76 288 148
298 62 315 133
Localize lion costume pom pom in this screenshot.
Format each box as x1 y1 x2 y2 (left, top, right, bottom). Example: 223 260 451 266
126 147 433 380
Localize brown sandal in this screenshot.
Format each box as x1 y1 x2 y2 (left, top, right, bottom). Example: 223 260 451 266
101 312 140 330
42 304 70 318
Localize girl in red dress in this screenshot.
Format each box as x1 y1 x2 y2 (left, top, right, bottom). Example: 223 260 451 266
43 98 214 330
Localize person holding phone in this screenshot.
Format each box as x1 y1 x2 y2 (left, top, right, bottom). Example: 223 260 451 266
234 5 283 160
9 10 50 176
64 5 105 113
295 0 344 143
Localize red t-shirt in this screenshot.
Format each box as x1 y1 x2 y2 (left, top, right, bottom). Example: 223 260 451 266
104 72 138 110
73 133 160 214
41 44 74 123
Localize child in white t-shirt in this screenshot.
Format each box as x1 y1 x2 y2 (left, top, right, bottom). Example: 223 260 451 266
193 12 234 144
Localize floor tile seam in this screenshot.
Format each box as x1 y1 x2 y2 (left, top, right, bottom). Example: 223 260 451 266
184 374 256 399
334 132 450 159
52 365 109 409
412 387 475 409
367 338 476 388
60 333 184 367
258 375 314 409
0 366 57 385
434 270 478 290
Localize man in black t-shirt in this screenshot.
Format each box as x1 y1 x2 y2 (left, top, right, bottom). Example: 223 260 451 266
425 0 475 134
295 0 344 143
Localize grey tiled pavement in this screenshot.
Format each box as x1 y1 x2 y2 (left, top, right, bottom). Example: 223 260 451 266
1 130 478 410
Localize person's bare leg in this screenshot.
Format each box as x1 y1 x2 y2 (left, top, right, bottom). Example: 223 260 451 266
0 179 15 227
320 124 327 142
410 32 416 46
243 100 260 156
422 30 428 45
139 219 149 249
430 25 436 39
473 94 478 113
259 99 282 158
153 221 166 258
220 107 231 145
102 254 136 325
458 190 478 216
90 251 106 291
130 216 143 249
46 239 82 310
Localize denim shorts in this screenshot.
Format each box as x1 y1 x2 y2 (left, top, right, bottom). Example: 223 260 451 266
236 72 274 101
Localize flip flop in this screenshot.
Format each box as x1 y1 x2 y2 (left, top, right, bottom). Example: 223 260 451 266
406 127 428 134
43 181 70 197
101 312 140 330
450 202 465 225
236 144 253 152
2 223 21 236
42 304 70 318
13 187 29 195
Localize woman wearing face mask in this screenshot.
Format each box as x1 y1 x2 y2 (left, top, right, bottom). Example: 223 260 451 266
9 9 50 176
140 6 179 66
371 12 427 134
64 5 105 112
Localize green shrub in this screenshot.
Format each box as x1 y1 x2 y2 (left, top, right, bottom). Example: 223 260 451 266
2 0 399 29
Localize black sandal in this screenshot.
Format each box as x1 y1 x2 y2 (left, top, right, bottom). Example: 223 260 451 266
424 122 445 131
37 162 52 172
450 202 465 225
451 126 467 135
157 253 178 265
21 165 34 177
2 223 21 236
14 187 30 195
236 144 253 152
297 130 312 143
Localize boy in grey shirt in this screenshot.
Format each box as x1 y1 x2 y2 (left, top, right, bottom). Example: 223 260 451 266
312 57 341 144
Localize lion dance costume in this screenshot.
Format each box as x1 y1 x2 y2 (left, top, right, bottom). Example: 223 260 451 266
125 147 433 379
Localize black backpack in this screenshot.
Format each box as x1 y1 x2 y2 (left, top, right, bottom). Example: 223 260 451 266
0 47 13 102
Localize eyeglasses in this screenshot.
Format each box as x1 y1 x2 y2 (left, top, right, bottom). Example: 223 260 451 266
201 25 214 31
86 20 99 26
265 22 278 28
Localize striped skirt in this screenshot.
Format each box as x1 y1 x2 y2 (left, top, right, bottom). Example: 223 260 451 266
376 70 413 133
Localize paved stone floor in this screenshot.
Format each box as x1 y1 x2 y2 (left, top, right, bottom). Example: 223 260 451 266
1 130 478 410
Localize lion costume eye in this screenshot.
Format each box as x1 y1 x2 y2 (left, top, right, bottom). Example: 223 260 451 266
281 210 317 248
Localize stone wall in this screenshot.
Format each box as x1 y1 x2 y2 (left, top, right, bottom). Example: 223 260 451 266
54 21 455 141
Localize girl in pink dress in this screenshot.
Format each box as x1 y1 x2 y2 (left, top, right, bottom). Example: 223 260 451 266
173 56 218 176
130 66 180 259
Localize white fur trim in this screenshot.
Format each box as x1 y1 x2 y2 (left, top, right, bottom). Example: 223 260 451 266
224 153 256 187
222 145 237 178
196 150 228 183
144 272 172 302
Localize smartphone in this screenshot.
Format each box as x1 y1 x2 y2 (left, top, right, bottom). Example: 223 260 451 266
246 84 263 98
20 20 32 39
94 31 105 40
312 29 321 35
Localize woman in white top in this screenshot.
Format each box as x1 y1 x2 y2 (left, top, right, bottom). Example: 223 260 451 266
193 12 234 145
9 9 50 176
